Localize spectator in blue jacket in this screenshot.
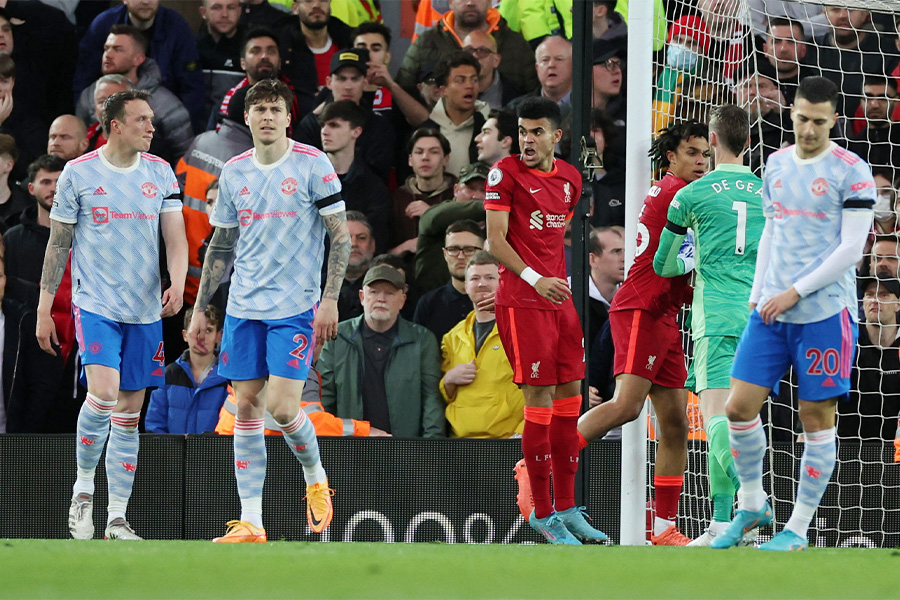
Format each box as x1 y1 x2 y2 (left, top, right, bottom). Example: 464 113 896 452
146 304 228 434
73 0 206 133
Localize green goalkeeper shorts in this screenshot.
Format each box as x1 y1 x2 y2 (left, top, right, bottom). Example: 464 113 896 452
691 335 740 393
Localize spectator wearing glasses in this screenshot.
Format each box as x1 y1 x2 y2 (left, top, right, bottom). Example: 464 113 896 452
461 30 518 109
414 219 486 342
416 162 489 291
592 37 626 128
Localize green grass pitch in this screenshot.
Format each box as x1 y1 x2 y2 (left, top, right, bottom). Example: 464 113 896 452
1 540 898 599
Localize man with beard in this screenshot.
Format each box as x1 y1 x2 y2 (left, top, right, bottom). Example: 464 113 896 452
75 25 193 166
280 0 352 115
213 27 301 132
337 211 377 321
847 75 900 171
2 154 76 433
74 0 205 132
196 0 246 123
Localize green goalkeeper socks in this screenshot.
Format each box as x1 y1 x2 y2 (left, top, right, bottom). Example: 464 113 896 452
707 414 738 521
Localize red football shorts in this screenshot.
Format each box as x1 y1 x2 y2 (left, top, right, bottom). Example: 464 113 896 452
609 309 686 388
496 302 585 386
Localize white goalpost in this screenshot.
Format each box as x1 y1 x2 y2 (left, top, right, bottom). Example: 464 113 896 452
622 0 900 547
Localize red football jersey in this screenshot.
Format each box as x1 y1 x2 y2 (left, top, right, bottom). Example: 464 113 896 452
485 155 582 310
610 172 692 316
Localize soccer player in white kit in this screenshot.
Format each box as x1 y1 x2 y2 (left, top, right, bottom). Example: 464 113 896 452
37 89 188 540
189 79 350 542
712 77 875 551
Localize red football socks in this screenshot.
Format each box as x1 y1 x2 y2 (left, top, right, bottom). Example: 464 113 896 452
522 406 553 518
654 475 684 522
549 395 581 512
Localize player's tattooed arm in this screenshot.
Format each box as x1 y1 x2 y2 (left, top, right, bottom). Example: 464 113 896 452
36 220 74 355
194 226 239 310
39 220 74 297
321 210 350 301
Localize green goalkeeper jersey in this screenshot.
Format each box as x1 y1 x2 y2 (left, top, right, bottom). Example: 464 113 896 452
665 163 765 337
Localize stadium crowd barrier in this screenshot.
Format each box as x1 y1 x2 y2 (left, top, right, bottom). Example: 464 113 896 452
1 435 898 546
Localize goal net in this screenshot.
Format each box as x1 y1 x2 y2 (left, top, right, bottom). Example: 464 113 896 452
637 0 900 547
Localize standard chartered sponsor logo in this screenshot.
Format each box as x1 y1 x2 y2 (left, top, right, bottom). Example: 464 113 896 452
529 210 543 230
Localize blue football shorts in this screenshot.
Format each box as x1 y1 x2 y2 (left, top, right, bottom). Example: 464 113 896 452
731 308 857 402
219 307 316 381
73 305 165 391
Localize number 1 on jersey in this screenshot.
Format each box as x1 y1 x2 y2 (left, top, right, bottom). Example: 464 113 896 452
731 201 747 255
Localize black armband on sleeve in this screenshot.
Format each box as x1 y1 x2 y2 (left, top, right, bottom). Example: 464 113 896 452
315 193 343 210
843 198 875 209
664 220 688 235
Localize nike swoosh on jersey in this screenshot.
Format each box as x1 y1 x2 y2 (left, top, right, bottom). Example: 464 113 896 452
529 188 542 193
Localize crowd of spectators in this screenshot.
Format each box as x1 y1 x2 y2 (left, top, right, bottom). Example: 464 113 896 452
0 1 898 448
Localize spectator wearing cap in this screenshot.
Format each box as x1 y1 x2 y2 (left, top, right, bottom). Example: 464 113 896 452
439 250 524 438
416 61 442 112
591 37 626 128
732 63 793 175
397 0 537 100
73 0 206 133
762 16 820 105
175 88 253 308
279 0 353 112
294 48 397 177
653 15 709 134
460 29 518 110
85 75 134 154
414 218 486 342
838 275 900 441
319 264 445 438
321 100 390 252
592 0 628 42
75 25 194 166
0 54 48 186
196 0 246 125
212 27 302 134
415 163 489 292
421 52 491 182
391 127 457 257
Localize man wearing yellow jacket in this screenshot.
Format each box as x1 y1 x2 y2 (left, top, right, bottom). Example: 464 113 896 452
440 250 524 438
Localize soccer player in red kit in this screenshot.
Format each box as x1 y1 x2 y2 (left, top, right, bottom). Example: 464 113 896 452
486 97 607 545
578 121 710 545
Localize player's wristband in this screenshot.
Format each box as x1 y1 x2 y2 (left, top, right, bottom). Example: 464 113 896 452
520 267 543 287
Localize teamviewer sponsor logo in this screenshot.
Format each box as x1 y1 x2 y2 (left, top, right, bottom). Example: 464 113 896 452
92 206 109 223
529 210 543 230
239 209 253 227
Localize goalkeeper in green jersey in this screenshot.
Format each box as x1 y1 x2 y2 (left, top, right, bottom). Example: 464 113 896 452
653 104 766 546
